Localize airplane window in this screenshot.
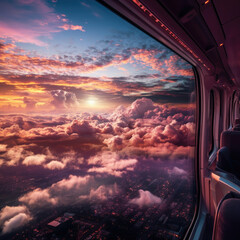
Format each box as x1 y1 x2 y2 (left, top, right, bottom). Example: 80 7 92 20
209 90 215 155
0 0 197 239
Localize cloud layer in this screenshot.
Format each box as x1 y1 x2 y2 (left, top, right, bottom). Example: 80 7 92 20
0 98 195 234
0 98 195 172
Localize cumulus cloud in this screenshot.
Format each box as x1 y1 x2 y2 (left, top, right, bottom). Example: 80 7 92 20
19 188 58 207
129 190 162 207
0 205 29 225
45 160 65 170
66 120 98 135
0 98 195 169
22 154 46 166
23 97 36 110
125 98 155 119
5 145 25 166
0 205 31 234
59 24 85 32
0 144 7 152
2 213 31 234
168 166 187 176
51 174 92 192
103 136 123 151
50 90 79 110
18 175 93 208
18 174 118 211
88 151 137 177
81 184 119 201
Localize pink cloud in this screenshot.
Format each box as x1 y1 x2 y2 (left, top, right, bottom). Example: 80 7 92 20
129 190 162 207
103 136 123 151
168 166 187 176
17 174 119 210
81 2 90 8
51 175 92 191
19 188 58 207
125 98 155 119
0 144 7 152
0 0 61 46
22 154 46 166
45 160 65 170
132 49 192 77
66 119 98 135
2 213 31 234
81 184 119 201
51 90 79 110
0 205 29 225
59 24 85 32
88 151 137 177
0 98 195 169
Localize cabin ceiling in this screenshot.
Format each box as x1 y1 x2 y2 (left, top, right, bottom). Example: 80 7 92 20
157 0 240 87
213 0 240 87
100 0 240 87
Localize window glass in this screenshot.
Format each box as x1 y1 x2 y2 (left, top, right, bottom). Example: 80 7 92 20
0 0 197 239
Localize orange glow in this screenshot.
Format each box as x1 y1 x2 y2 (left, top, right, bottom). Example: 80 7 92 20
219 43 223 47
204 0 210 4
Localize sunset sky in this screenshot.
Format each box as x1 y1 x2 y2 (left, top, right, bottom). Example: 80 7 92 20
0 0 194 113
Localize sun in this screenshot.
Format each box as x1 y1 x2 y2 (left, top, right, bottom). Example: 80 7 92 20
86 98 97 106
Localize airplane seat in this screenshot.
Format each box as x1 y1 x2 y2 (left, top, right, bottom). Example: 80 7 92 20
216 130 240 178
212 192 240 240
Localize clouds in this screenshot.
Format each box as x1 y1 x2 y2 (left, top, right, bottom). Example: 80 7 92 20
0 0 86 46
0 97 195 234
0 0 195 116
129 190 162 207
51 90 79 110
0 173 121 234
88 152 138 177
168 166 187 176
0 206 29 225
0 0 60 46
67 119 98 135
0 38 194 113
0 98 195 171
124 98 155 119
2 213 31 234
0 205 31 234
0 144 7 152
0 1 196 237
19 188 58 207
22 154 46 166
18 175 117 213
81 184 119 201
59 24 85 32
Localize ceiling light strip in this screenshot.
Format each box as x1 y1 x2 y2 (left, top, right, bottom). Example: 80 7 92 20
132 0 211 71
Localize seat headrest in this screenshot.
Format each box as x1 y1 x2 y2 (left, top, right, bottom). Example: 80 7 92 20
220 130 240 151
213 198 240 240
